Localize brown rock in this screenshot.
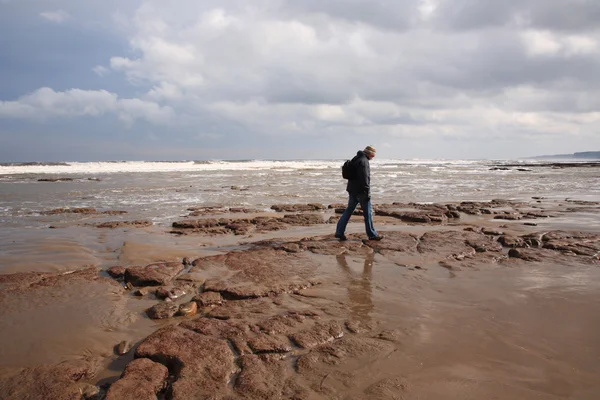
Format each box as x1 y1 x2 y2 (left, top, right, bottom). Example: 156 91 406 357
125 262 184 286
271 203 325 212
360 231 418 253
195 248 317 299
494 213 522 220
508 248 541 262
234 354 311 399
290 321 344 349
178 301 198 316
482 228 504 236
256 313 309 335
106 265 126 279
146 303 179 319
247 333 293 354
192 291 224 307
105 358 168 400
465 236 503 253
133 288 149 296
155 287 170 299
498 235 526 248
115 340 131 355
172 218 222 229
95 220 152 228
0 359 100 400
40 207 96 215
180 317 249 338
135 325 236 399
417 231 479 259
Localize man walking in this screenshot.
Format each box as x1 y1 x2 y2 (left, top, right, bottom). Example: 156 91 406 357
335 145 384 241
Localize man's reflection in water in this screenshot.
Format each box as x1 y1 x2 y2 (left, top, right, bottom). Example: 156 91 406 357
336 253 375 322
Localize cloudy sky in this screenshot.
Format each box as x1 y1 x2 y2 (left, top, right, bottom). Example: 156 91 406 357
1 0 599 161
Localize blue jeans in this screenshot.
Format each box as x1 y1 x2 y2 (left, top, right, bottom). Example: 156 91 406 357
336 192 378 238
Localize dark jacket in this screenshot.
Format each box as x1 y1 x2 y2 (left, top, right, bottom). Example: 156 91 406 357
346 150 370 195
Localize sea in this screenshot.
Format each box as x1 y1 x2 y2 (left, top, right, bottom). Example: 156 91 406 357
0 159 599 229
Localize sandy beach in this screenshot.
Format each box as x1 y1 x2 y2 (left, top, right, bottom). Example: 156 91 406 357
0 196 599 399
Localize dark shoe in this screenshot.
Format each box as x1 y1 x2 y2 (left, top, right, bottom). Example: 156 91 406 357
368 235 384 241
335 233 348 241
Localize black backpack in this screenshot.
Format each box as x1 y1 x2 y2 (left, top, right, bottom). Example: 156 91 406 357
342 156 358 180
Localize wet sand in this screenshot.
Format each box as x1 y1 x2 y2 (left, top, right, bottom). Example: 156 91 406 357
0 198 599 399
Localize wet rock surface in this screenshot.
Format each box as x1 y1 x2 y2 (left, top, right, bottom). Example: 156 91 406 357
192 291 224 307
106 265 126 279
93 220 153 228
105 358 168 400
0 358 100 400
40 207 127 215
4 199 600 399
271 203 326 212
146 302 179 319
170 213 326 236
124 262 184 286
193 248 319 299
134 325 236 399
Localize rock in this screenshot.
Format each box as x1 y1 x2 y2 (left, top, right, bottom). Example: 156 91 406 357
192 291 224 307
465 236 503 253
482 228 504 236
38 177 74 182
276 243 303 253
256 313 310 335
0 359 100 400
124 262 184 287
494 213 522 220
78 383 100 399
524 222 538 226
234 354 310 399
508 248 541 262
247 333 293 354
146 303 179 319
105 358 168 400
178 301 198 316
135 325 236 399
180 317 249 338
115 340 131 355
195 248 317 299
95 220 152 228
270 203 325 212
124 282 134 290
498 235 525 248
417 231 483 259
172 218 222 229
155 287 170 299
133 288 149 296
106 266 126 279
290 321 344 349
40 207 96 214
360 231 418 253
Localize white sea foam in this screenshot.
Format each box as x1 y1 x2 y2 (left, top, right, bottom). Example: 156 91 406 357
0 160 345 175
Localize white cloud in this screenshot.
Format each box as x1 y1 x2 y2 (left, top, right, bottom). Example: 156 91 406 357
0 88 173 125
92 66 110 77
4 0 600 158
40 10 71 23
522 30 598 56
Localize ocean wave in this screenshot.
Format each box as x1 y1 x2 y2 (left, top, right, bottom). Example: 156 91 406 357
0 162 71 167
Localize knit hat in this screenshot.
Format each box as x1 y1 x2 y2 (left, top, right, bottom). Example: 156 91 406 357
364 145 376 157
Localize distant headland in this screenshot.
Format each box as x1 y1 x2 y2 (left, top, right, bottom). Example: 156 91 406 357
531 151 600 160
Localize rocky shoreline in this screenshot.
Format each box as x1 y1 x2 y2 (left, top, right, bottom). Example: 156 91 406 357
0 197 599 399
